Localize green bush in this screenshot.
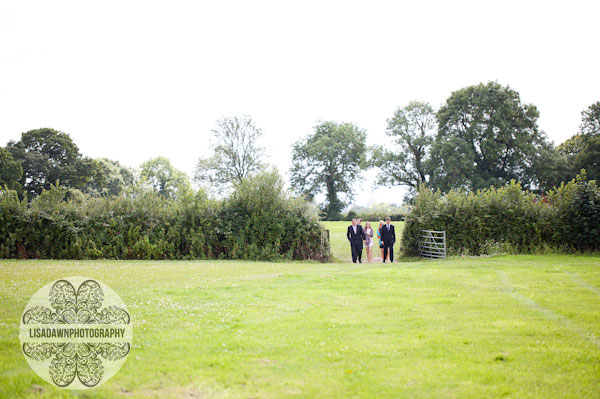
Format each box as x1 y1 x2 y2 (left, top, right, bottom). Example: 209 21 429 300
341 203 410 222
402 172 600 256
548 171 600 252
0 171 330 261
222 171 328 261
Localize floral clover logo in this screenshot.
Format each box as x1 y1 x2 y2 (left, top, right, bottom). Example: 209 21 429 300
20 277 132 389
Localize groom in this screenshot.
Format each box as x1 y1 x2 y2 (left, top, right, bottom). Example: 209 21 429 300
347 218 366 263
381 216 396 262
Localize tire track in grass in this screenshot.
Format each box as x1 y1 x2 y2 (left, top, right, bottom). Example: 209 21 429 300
555 268 600 296
495 269 600 349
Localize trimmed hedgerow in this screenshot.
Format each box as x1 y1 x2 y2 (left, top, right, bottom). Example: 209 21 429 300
402 171 600 256
0 171 330 261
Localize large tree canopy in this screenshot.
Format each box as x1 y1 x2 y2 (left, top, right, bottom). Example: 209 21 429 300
558 101 600 181
84 158 137 196
0 147 23 193
571 136 600 180
581 101 600 137
140 157 191 199
430 82 550 192
6 128 93 199
194 115 265 194
290 121 367 220
371 101 436 192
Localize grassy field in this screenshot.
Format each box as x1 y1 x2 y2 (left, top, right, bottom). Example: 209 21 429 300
1 254 599 398
322 221 405 261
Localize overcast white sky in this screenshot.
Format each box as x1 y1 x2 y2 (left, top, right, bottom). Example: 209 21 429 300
1 0 599 207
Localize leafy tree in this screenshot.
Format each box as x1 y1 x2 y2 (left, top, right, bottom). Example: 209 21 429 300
558 101 600 181
371 101 436 192
140 157 191 199
6 128 92 199
84 158 137 196
0 147 23 193
581 101 600 136
558 133 588 158
573 137 600 180
528 140 570 192
558 134 590 179
290 121 367 220
430 82 549 192
194 115 265 193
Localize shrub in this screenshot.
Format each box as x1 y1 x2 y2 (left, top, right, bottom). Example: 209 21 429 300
402 172 600 256
548 171 600 252
222 171 328 261
0 171 330 261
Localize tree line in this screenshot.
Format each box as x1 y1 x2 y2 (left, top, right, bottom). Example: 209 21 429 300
1 81 598 222
290 82 599 219
0 115 266 202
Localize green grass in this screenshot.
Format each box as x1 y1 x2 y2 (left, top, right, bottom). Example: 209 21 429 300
1 255 599 398
322 221 405 261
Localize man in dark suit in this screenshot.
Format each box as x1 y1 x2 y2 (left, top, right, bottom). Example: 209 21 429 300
347 218 366 263
380 216 395 262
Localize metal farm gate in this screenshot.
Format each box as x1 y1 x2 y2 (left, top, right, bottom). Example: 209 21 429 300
418 230 446 259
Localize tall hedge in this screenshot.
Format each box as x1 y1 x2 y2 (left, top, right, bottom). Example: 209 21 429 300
402 172 600 256
0 171 330 261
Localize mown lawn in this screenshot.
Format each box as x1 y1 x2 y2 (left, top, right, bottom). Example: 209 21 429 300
322 221 405 261
1 255 599 398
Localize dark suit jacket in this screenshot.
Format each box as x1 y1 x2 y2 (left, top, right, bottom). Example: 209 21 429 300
380 223 395 245
347 225 366 247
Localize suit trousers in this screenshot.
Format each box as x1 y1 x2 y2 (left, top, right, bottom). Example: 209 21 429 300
351 243 363 263
383 243 393 262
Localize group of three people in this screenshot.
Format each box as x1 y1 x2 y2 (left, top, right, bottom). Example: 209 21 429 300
346 217 396 263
